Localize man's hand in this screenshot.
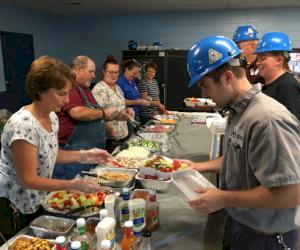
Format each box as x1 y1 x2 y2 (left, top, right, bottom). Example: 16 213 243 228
103 107 119 121
188 188 226 214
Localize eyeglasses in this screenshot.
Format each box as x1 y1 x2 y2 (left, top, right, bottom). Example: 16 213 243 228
106 70 119 75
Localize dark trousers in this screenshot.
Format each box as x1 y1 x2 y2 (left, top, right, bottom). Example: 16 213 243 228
0 197 43 243
224 217 298 250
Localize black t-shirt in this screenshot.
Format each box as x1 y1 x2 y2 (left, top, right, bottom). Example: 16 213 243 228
262 72 300 121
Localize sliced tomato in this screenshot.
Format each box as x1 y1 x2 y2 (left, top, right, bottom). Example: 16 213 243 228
172 160 181 170
63 200 71 207
52 192 62 199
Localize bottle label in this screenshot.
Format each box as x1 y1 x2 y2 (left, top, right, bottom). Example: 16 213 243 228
81 242 89 250
133 217 145 228
152 207 160 224
78 226 86 235
121 206 130 222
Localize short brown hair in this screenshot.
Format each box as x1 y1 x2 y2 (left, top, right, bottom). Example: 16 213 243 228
71 55 92 70
205 63 246 82
26 56 75 101
145 62 158 72
263 51 291 72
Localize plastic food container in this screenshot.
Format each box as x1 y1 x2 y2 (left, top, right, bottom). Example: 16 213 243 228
144 125 175 134
171 169 216 200
135 172 171 193
29 215 75 239
184 98 216 108
8 235 55 250
130 189 151 203
90 167 138 188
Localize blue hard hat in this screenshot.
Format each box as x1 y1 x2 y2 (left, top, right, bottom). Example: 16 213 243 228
128 40 139 50
233 25 258 43
254 32 292 54
187 36 241 87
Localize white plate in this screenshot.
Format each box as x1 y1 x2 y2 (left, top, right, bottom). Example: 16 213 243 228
171 169 216 200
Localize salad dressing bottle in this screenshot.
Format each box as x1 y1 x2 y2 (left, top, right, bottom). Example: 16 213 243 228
118 188 130 227
73 218 91 250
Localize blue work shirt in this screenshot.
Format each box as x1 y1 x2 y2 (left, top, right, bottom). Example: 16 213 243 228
117 75 141 115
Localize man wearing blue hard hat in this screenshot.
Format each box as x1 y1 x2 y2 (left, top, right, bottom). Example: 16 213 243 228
254 31 300 121
180 36 300 249
233 25 262 84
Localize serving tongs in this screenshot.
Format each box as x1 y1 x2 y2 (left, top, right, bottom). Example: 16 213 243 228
127 117 141 128
81 171 111 180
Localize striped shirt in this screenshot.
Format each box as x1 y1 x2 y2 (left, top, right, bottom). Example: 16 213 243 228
138 79 160 117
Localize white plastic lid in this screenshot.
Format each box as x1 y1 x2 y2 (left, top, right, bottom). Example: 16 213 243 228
101 239 112 249
71 241 81 249
55 236 66 244
99 208 108 219
76 218 86 227
149 190 156 195
122 187 129 193
124 220 133 228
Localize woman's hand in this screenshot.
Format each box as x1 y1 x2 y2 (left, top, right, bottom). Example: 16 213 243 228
79 148 113 165
138 99 151 106
69 178 107 193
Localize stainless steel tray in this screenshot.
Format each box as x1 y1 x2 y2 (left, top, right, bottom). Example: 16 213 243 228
29 215 75 239
90 167 138 188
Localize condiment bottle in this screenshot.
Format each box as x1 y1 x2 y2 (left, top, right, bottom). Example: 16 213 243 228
146 190 160 231
129 198 146 240
101 239 112 250
71 241 81 250
118 188 130 227
100 208 109 221
105 194 116 219
55 236 67 250
139 229 151 250
95 217 116 250
121 221 137 250
73 218 91 250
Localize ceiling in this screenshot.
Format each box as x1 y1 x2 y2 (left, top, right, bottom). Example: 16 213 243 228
0 0 299 16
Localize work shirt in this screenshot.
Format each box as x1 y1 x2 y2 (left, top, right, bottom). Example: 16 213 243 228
117 75 141 115
220 84 300 234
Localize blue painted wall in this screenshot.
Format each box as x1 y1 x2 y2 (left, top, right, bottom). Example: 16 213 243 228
62 7 300 81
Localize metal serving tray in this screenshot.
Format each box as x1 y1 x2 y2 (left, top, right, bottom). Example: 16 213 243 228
29 215 75 239
90 167 138 188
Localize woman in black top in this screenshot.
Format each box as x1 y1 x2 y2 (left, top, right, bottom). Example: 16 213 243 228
255 32 300 121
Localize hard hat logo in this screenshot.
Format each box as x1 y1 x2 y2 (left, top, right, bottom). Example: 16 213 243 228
208 49 222 64
247 27 254 37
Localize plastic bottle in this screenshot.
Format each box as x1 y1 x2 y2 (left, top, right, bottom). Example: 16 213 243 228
139 230 151 250
95 217 116 250
55 236 67 250
129 198 146 239
73 218 91 250
100 208 109 221
118 188 130 227
71 241 81 250
101 239 112 250
146 190 160 231
121 221 137 250
105 194 116 219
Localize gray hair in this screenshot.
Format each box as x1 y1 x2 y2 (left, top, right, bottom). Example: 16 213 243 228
71 55 93 70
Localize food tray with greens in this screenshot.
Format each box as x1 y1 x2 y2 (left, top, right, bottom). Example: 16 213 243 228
127 139 160 152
